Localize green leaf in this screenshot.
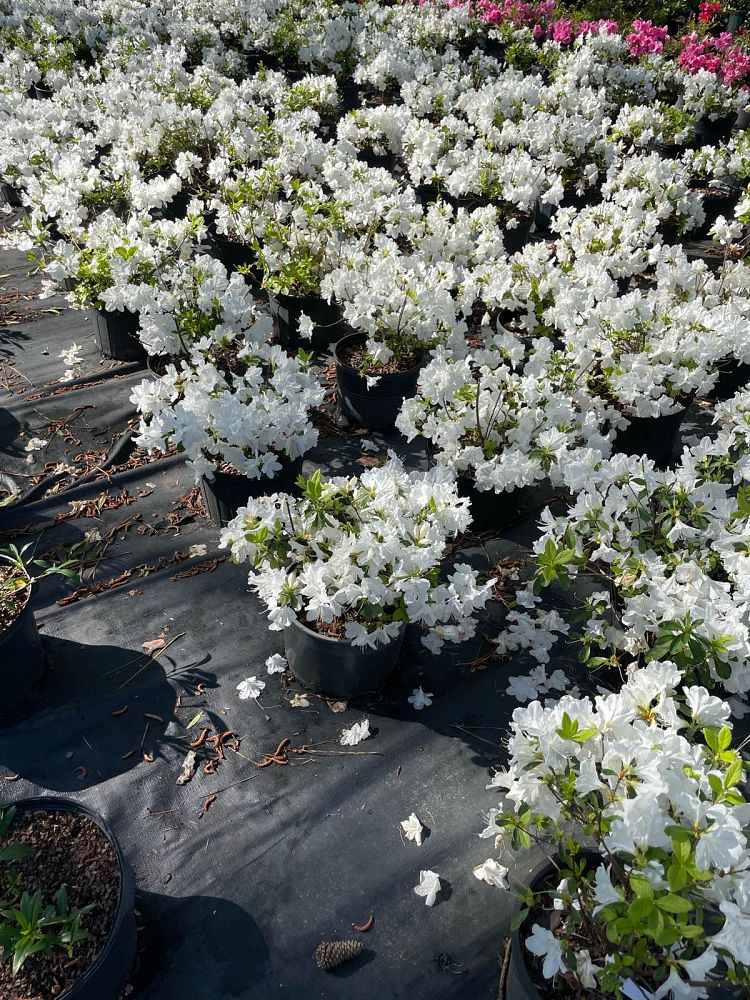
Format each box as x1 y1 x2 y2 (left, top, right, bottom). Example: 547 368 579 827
655 893 693 915
725 759 743 789
510 908 529 932
667 863 688 892
629 874 654 900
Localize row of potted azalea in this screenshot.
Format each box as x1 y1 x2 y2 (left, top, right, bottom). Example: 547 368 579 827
3 0 750 997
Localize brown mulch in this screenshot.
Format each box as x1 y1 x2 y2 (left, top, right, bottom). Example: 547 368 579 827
303 609 361 639
337 342 419 375
0 809 120 1000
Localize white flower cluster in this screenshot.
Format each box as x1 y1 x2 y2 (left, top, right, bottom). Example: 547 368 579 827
506 435 750 696
397 340 614 493
131 343 323 482
485 666 750 997
2 6 750 990
220 456 492 649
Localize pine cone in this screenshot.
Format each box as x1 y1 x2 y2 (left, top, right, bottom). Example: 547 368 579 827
313 939 364 971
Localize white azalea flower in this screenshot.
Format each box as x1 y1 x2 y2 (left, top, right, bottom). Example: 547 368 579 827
408 687 433 710
236 676 265 701
265 653 288 675
413 870 441 906
575 949 602 989
525 924 566 979
472 858 508 888
401 813 424 846
340 719 370 746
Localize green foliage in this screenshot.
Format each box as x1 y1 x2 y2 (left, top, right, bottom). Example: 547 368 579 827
0 808 94 977
0 544 79 625
0 887 94 976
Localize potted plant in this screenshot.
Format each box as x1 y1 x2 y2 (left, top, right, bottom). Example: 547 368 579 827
0 545 77 717
571 294 722 468
0 799 136 999
220 458 493 696
65 212 205 362
397 342 614 532
134 254 271 363
517 437 750 695
601 151 707 241
254 181 349 351
131 342 324 526
324 247 467 429
337 105 407 170
483 667 750 999
209 166 283 281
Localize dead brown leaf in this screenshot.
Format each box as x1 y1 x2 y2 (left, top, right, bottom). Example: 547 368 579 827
200 794 217 816
142 637 167 654
177 750 198 785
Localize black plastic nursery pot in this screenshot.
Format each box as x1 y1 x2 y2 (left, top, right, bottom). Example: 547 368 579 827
208 236 256 274
357 148 397 171
414 182 445 206
207 237 263 290
727 10 746 32
695 114 735 147
1 182 23 207
283 615 406 697
505 851 600 1000
502 214 534 255
8 797 136 1000
200 457 303 527
709 359 750 400
457 477 528 535
334 332 423 431
93 308 146 363
612 406 687 469
696 188 738 234
160 190 191 221
0 599 45 718
269 293 344 352
340 82 362 111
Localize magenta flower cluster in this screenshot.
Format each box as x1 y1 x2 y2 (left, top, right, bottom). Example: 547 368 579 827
680 31 750 85
626 19 670 57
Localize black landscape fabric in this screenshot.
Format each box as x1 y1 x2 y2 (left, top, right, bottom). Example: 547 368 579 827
1 222 584 1000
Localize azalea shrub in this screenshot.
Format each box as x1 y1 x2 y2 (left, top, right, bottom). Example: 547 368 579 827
516 440 750 695
485 666 750 998
397 340 615 493
3 0 750 985
220 457 492 649
131 343 324 482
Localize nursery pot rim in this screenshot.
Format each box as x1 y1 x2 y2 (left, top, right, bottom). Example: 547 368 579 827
8 795 133 999
334 330 424 378
270 290 330 305
290 610 406 647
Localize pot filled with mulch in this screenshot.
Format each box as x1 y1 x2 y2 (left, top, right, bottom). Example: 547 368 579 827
334 331 423 430
504 851 600 999
0 798 136 1000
